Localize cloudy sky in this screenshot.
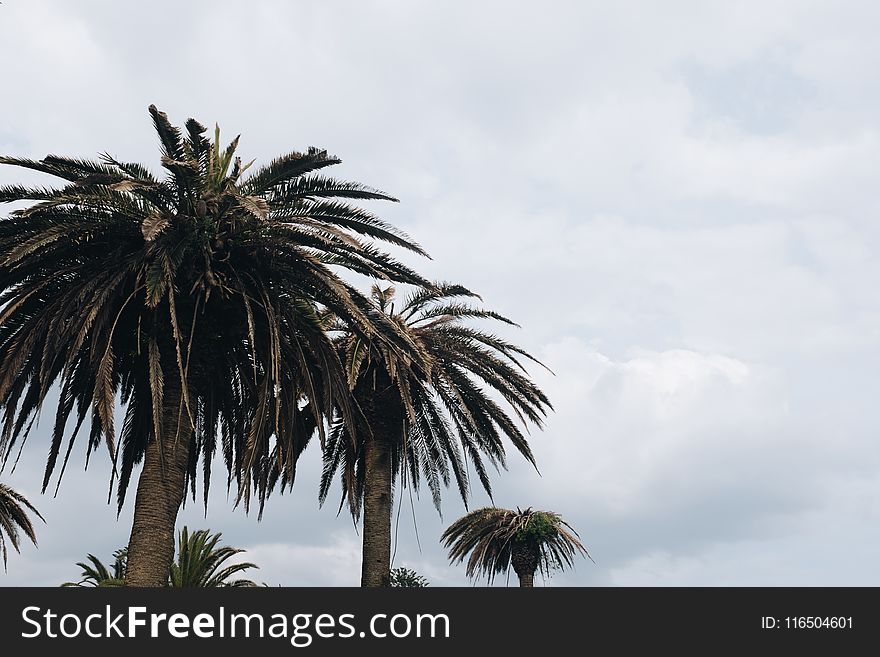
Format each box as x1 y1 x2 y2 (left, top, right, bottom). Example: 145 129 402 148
2 0 879 586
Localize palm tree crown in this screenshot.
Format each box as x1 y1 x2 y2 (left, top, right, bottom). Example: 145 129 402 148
0 104 427 508
318 283 552 514
0 482 43 570
442 506 589 586
169 527 257 587
62 528 258 587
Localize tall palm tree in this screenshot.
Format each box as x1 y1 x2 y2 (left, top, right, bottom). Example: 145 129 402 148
293 284 551 586
0 482 43 570
169 526 257 587
442 507 590 587
0 106 430 585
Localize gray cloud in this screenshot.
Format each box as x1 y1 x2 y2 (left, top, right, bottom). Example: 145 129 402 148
2 0 879 586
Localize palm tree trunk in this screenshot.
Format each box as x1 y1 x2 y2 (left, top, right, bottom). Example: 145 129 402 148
517 570 535 587
361 428 392 587
512 541 539 588
358 371 403 588
124 383 191 586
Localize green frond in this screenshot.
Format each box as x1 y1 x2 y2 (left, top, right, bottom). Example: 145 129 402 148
169 526 258 587
410 302 518 327
242 147 340 195
272 174 398 202
0 155 118 184
401 283 480 318
277 200 427 256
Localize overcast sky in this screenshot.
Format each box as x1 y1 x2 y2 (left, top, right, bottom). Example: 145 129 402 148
2 0 879 586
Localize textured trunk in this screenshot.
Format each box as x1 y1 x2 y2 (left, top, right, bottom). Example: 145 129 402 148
124 384 191 587
512 541 539 588
517 570 535 587
360 429 392 587
359 370 402 588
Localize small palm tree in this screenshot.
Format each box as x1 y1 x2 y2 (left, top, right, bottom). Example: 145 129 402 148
442 507 590 587
390 566 429 587
62 549 127 587
169 527 258 587
0 482 43 570
296 284 551 587
63 528 257 587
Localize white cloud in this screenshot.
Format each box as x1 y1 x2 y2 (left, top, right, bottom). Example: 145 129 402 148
524 340 793 516
242 535 362 587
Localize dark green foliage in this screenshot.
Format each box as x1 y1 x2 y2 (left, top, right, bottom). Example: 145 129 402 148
62 549 127 587
514 511 558 542
0 105 431 513
390 566 429 587
287 283 552 517
62 528 258 587
169 527 257 587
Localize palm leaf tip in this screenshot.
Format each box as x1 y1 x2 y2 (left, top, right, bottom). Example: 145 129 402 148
0 483 43 569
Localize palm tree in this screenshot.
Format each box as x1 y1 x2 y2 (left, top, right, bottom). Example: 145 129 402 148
169 526 257 587
0 482 43 570
390 566 429 587
62 549 127 587
299 284 551 586
442 507 590 587
63 528 257 587
0 105 430 586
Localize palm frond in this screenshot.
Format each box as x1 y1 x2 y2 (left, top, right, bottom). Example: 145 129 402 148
0 483 44 570
242 148 340 195
169 527 258 587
